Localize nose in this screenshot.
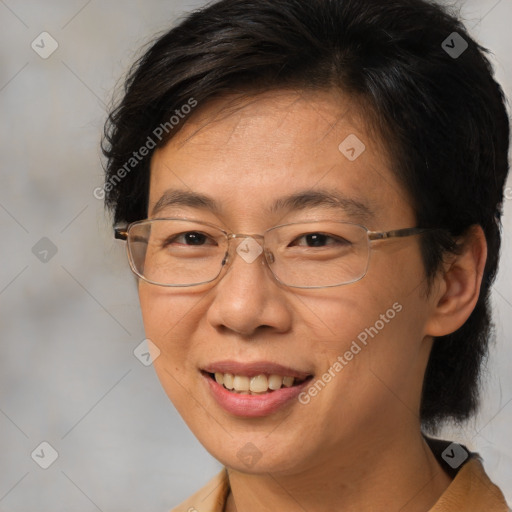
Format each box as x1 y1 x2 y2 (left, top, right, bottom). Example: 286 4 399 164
206 236 291 337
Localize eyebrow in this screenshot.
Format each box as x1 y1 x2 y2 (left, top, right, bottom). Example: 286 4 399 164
150 188 375 221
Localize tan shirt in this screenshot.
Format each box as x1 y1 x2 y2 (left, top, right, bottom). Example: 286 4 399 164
170 447 509 511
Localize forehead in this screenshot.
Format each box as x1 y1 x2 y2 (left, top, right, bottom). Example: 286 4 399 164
161 89 372 158
148 90 411 227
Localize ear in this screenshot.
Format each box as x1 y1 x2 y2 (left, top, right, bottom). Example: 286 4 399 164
424 225 488 337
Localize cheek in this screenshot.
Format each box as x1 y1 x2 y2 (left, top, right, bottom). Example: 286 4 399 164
138 284 231 441
306 258 429 416
138 283 203 393
139 283 202 349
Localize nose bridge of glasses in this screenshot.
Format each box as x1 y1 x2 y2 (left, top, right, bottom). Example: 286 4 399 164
227 233 264 240
224 233 275 266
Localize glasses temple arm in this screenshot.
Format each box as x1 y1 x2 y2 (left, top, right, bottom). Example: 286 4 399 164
368 227 435 241
114 227 128 240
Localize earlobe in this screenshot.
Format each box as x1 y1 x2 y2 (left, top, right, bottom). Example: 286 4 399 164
424 225 488 338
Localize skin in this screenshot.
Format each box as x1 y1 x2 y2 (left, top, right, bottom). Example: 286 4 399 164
139 90 487 511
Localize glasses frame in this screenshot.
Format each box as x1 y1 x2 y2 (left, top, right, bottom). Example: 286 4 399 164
114 217 435 289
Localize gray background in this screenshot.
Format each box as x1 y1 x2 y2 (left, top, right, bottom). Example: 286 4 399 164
0 1 511 510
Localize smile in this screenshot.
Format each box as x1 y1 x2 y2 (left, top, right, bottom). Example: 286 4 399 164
200 361 314 417
209 372 308 395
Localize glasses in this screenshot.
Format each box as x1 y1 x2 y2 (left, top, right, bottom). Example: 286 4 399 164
115 217 432 289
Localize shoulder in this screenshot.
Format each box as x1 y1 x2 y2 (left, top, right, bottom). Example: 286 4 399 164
427 438 509 512
168 443 510 512
169 469 230 512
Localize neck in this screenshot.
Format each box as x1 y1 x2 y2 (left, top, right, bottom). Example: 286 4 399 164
225 431 452 512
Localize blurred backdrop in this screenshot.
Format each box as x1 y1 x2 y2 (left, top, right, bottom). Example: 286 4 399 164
0 1 511 510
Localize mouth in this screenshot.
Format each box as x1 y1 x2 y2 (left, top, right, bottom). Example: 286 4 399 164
202 371 312 395
201 364 314 417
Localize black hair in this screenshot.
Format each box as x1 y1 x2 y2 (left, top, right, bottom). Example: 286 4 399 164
102 0 510 432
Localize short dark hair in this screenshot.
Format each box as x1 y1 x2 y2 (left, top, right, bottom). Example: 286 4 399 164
102 0 510 432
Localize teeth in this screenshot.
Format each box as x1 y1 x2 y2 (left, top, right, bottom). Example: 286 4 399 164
283 376 294 387
233 375 250 392
211 372 304 394
223 373 234 390
250 375 268 393
268 374 283 390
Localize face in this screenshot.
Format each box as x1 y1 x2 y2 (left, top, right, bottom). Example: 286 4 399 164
140 90 437 476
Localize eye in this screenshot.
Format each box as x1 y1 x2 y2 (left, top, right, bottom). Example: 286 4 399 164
164 231 217 247
290 233 350 248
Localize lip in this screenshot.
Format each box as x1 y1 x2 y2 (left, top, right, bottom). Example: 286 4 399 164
201 360 312 380
200 361 313 418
